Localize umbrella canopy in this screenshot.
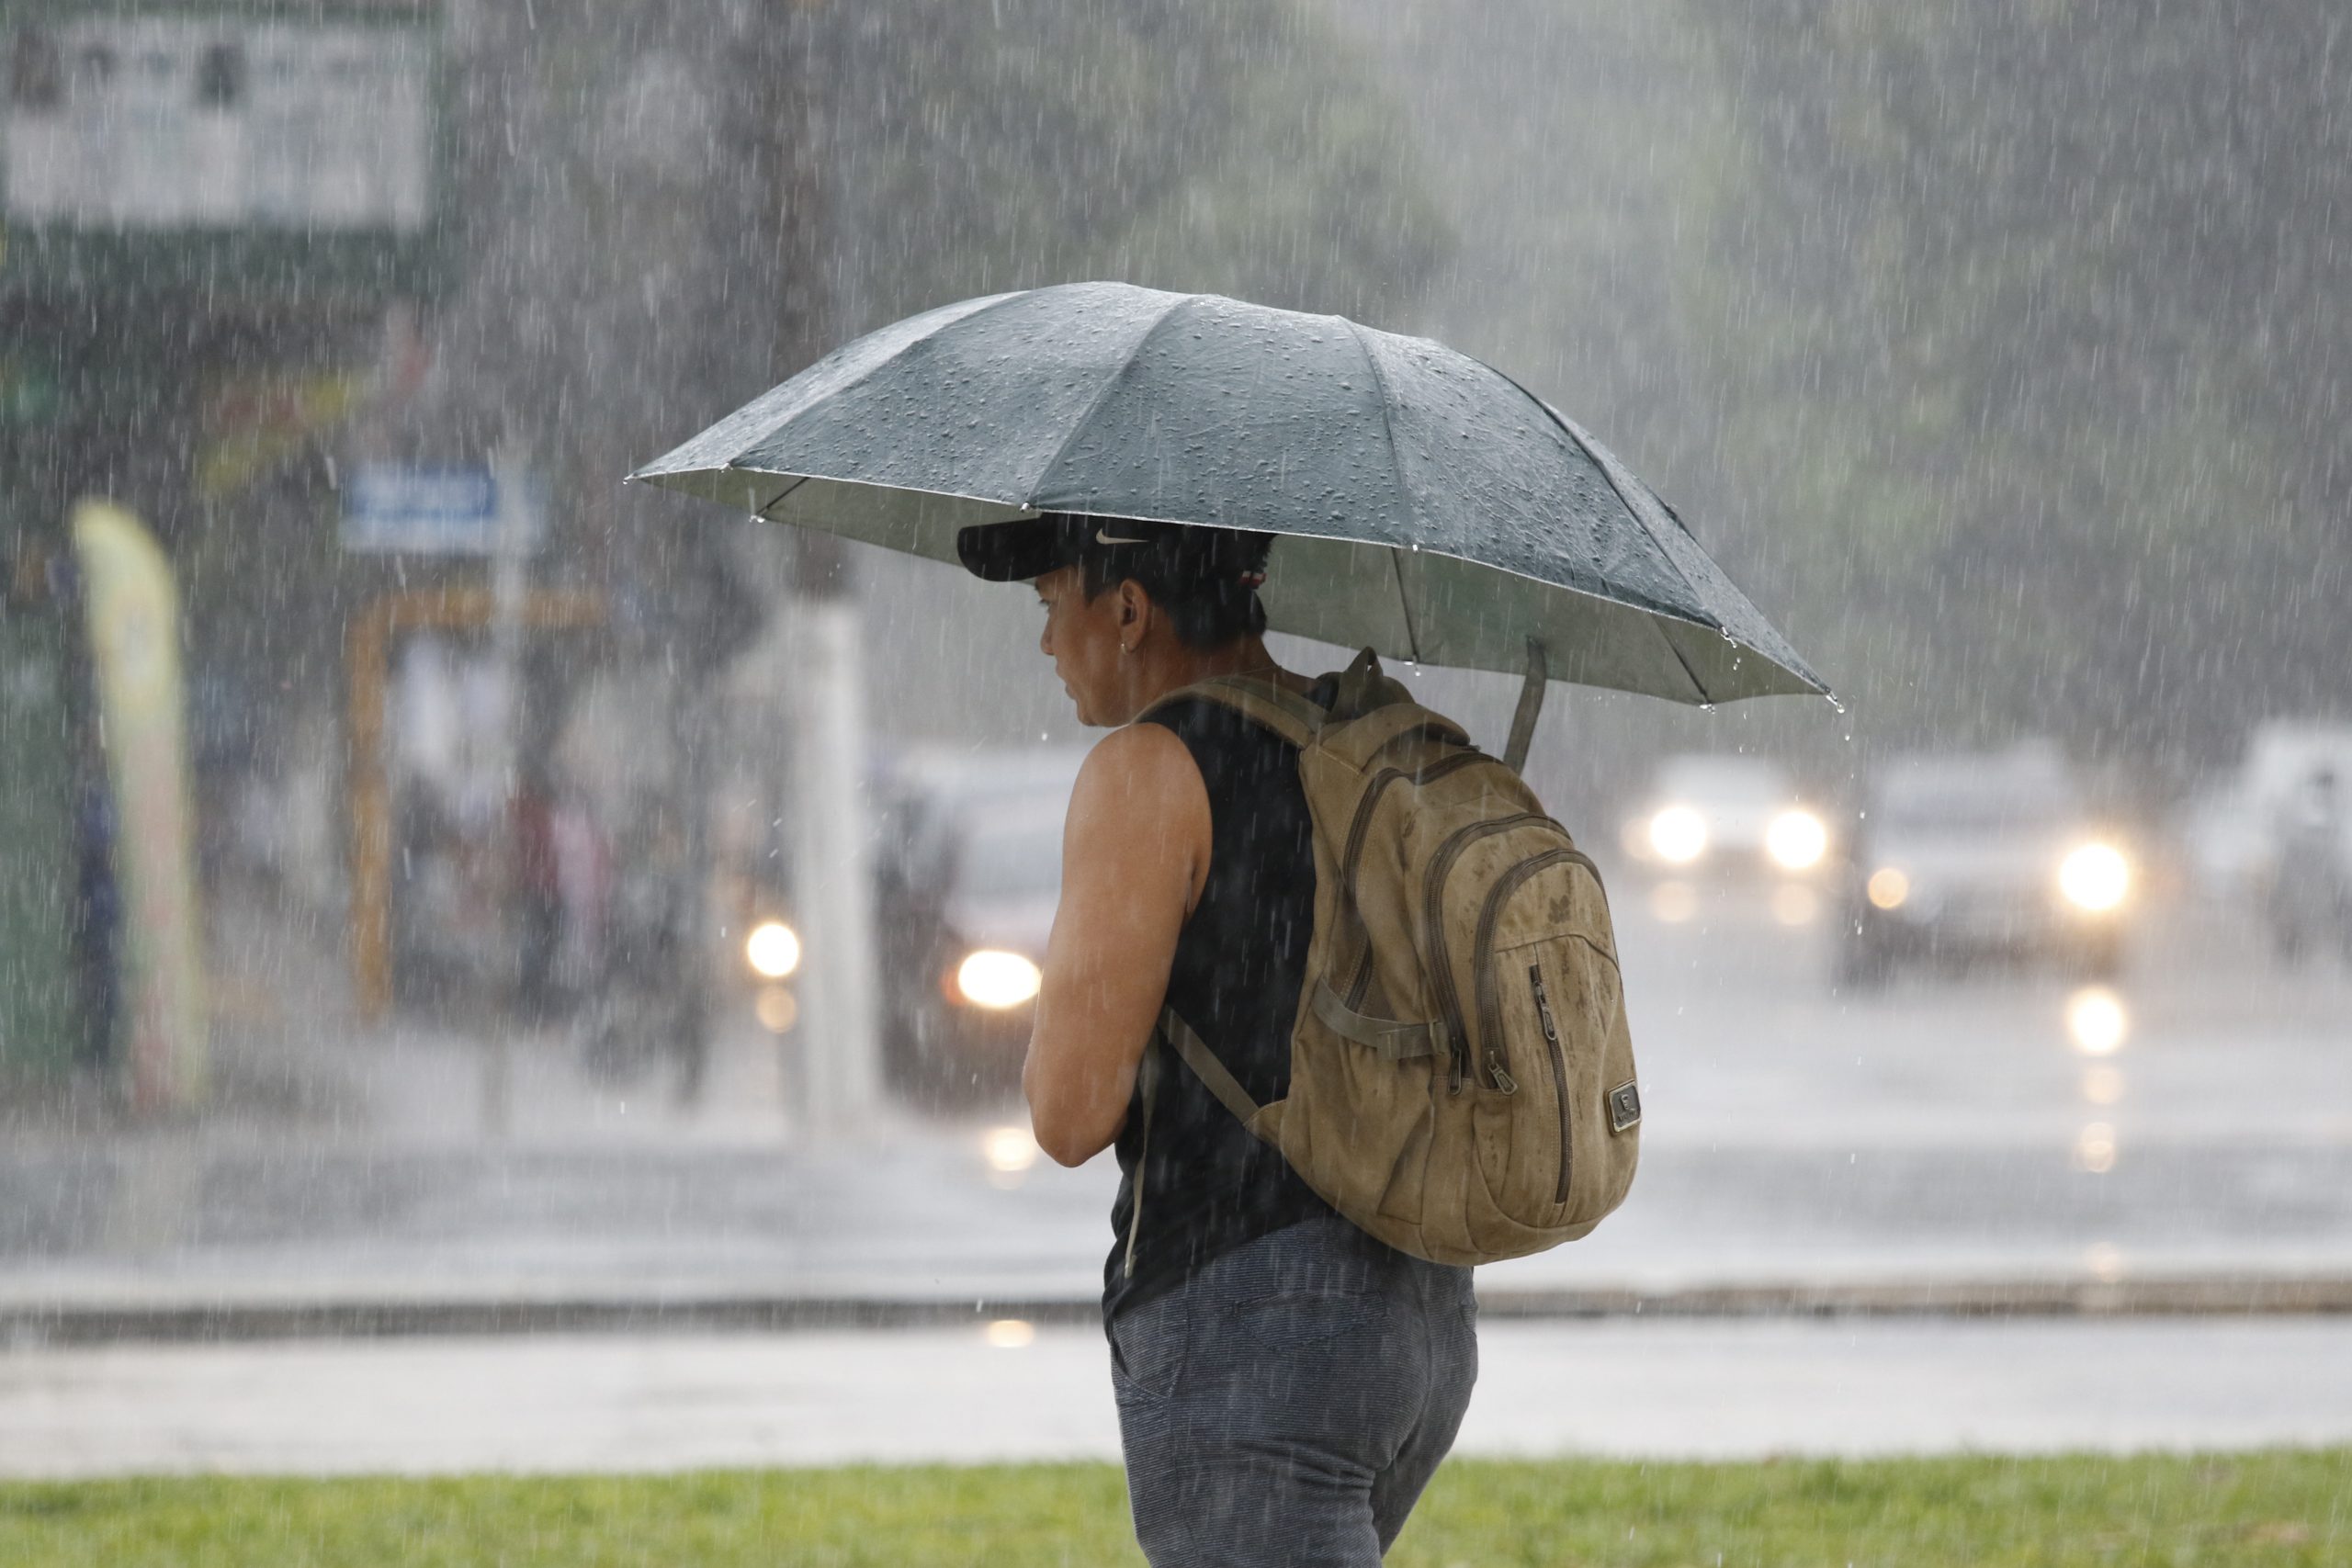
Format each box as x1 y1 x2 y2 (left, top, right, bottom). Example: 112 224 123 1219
631 282 1826 706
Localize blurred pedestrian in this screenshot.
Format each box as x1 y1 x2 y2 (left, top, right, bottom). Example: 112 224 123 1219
70 779 120 1072
961 514 1476 1567
2269 764 2351 965
549 784 611 1003
510 760 564 1020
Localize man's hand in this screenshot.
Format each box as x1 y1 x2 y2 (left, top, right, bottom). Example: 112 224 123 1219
1023 722 1211 1167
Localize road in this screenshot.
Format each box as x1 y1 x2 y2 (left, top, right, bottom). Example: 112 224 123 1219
5 886 2344 1313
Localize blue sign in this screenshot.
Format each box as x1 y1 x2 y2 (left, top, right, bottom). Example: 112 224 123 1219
341 464 544 555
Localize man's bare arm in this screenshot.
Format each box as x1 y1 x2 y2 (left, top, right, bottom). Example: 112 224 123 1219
1023 723 1210 1167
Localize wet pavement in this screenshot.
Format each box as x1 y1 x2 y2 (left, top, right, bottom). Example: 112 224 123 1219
3 892 2346 1321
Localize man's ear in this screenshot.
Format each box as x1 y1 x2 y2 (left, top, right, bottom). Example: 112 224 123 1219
1118 580 1148 629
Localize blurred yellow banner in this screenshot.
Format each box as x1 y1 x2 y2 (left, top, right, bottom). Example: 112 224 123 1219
72 502 209 1114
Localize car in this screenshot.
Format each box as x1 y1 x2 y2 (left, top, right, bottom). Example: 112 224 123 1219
1838 744 2133 986
873 741 1092 899
873 745 1090 1102
1619 752 1832 879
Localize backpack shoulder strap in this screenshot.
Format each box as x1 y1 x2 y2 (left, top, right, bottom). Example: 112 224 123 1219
1139 673 1325 749
1159 1008 1273 1142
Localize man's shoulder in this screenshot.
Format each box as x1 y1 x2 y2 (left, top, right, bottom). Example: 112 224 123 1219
1070 720 1207 824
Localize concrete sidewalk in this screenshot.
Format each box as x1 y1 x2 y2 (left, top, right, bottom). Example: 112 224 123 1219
8 1316 2352 1476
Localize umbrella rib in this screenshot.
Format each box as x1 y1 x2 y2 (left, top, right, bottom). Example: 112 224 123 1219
1388 546 1424 663
752 474 811 518
1345 320 1424 663
1482 363 1719 622
636 288 1040 484
1647 612 1713 705
1342 319 1414 532
1022 293 1197 511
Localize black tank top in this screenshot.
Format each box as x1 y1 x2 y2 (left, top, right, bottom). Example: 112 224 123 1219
1102 694 1332 1318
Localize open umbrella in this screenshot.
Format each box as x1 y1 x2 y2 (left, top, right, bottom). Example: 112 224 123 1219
631 282 1828 756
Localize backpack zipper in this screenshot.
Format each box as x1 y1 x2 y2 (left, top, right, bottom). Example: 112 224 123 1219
1529 964 1572 1203
1468 845 1606 1061
1419 812 1559 1090
1334 750 1491 1010
1462 843 1603 1115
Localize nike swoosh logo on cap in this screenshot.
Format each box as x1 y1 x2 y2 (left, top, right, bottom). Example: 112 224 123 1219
1095 528 1150 545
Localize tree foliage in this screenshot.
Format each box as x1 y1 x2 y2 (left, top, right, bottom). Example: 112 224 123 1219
1688 0 2351 770
828 0 1448 333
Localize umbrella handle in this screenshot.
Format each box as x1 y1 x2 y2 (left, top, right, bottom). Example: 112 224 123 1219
1503 637 1549 773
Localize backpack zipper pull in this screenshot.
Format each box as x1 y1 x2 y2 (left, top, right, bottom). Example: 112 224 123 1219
1487 1057 1518 1094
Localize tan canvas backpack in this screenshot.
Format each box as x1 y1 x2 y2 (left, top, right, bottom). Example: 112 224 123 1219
1127 649 1641 1270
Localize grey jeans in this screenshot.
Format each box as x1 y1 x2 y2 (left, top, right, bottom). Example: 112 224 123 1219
1106 1213 1479 1567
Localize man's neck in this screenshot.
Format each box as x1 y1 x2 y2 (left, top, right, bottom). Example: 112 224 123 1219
1121 635 1302 718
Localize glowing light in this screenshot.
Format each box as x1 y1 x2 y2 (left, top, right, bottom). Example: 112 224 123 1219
755 985 798 1034
2085 1242 2124 1280
746 921 802 979
1866 868 1910 910
1648 807 1708 865
2075 1122 2118 1174
2066 987 2129 1056
2081 1065 2123 1106
1649 880 1699 924
1770 884 1820 927
1765 810 1828 871
956 950 1042 1010
983 1125 1039 1175
2059 843 2132 912
984 1318 1035 1348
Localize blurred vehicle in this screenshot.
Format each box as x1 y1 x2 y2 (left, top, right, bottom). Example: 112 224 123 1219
1838 744 2133 986
873 744 1090 1102
1619 752 1832 879
882 794 1067 1100
873 742 1092 897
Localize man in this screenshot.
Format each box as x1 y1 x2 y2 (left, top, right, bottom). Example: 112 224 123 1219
959 513 1476 1567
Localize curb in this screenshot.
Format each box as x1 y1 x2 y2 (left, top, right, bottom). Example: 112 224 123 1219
10 1275 2352 1347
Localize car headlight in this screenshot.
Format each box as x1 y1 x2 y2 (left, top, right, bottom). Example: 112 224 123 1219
746 920 802 979
1765 809 1828 871
956 949 1042 1010
2058 843 2131 912
1648 806 1708 864
1866 867 1910 909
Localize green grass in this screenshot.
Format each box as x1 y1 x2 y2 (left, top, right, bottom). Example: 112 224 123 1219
2 1451 2346 1566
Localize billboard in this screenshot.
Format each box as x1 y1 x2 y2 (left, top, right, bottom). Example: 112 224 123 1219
341 461 547 556
1 3 447 298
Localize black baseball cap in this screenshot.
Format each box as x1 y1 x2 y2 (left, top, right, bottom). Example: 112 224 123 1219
956 513 1270 589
